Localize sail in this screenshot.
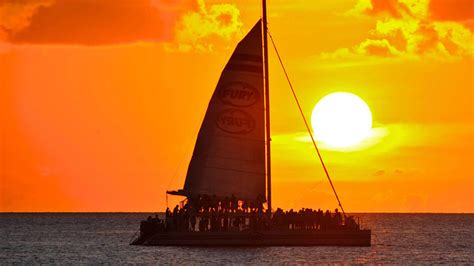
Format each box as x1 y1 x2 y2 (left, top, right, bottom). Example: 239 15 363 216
182 21 265 200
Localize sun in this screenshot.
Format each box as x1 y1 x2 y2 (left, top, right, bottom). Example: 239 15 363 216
311 92 372 148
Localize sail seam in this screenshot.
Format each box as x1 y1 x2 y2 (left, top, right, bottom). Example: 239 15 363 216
213 135 266 142
202 166 265 175
224 64 263 73
195 155 264 163
230 53 262 63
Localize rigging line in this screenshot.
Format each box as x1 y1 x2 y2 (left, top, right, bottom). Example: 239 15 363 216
268 30 347 218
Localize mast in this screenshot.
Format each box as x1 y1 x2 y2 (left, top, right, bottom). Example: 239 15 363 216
262 0 271 212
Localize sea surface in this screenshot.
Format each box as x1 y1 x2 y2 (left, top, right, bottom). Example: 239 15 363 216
1 213 473 264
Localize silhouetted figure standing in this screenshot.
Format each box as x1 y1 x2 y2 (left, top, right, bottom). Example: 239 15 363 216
334 208 343 228
190 215 196 231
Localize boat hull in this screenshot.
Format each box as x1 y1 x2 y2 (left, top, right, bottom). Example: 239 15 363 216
131 229 371 247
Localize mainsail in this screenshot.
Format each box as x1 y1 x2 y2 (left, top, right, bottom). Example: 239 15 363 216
180 21 265 200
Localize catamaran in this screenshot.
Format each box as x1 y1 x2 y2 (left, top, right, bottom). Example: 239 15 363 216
131 0 371 246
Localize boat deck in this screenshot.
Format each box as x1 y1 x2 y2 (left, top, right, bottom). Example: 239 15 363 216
131 229 371 247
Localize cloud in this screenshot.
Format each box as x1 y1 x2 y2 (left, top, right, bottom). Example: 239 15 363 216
273 122 473 162
167 0 243 52
0 0 241 48
0 0 191 45
326 0 473 61
289 126 389 152
0 0 54 35
429 0 474 26
374 170 386 176
358 38 402 57
0 0 53 52
394 169 403 174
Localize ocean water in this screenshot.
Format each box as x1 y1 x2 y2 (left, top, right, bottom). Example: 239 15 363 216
1 213 472 264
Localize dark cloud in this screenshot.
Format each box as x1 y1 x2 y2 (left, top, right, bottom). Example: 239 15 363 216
394 169 403 174
429 0 474 22
1 0 198 45
374 170 386 176
362 0 474 26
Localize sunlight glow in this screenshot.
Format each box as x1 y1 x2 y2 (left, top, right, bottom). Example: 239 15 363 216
311 92 372 148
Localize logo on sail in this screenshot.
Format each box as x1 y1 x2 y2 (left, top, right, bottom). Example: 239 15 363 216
216 109 255 134
218 82 259 107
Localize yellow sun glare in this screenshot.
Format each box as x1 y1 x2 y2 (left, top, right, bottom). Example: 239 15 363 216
311 92 372 148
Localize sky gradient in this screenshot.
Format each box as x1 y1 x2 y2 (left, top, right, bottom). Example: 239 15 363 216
1 0 473 212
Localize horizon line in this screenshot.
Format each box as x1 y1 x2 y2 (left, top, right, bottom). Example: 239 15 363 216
1 211 473 214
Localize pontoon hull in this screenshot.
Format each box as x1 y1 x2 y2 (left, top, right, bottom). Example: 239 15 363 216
131 229 371 246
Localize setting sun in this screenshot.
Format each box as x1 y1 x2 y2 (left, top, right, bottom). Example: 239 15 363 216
311 92 372 148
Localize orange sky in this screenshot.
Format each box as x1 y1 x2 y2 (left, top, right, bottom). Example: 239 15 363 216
1 0 473 212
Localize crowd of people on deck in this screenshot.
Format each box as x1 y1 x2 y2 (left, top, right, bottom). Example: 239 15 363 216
140 194 360 235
